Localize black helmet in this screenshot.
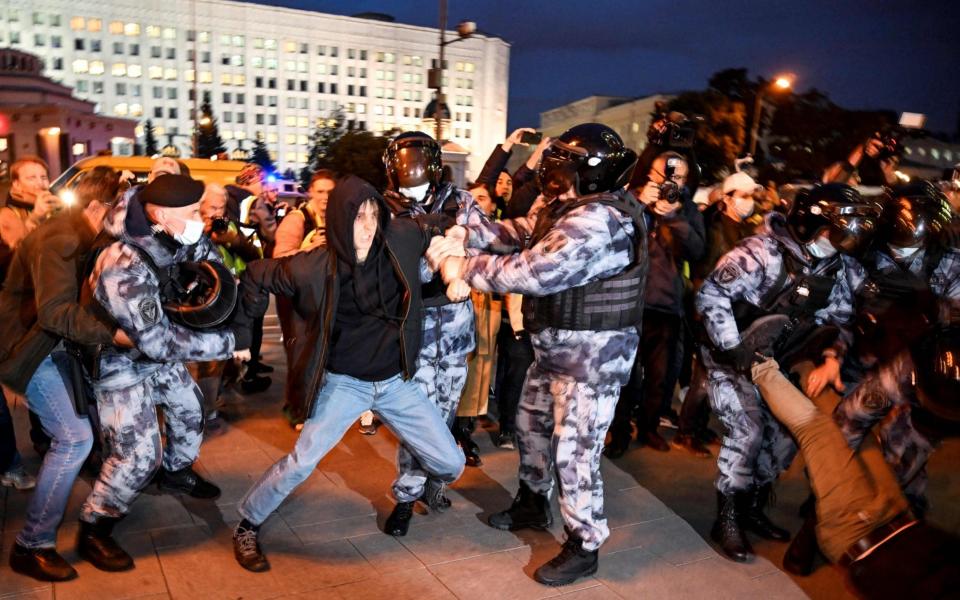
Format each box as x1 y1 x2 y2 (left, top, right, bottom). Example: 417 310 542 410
538 123 638 198
787 183 882 255
383 131 442 192
914 329 960 425
162 260 238 330
881 180 952 248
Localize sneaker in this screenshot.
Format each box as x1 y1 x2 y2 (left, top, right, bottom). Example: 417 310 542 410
233 520 270 572
496 431 515 449
1 466 37 491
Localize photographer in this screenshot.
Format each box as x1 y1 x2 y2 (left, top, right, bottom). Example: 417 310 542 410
825 133 901 187
606 151 705 458
475 127 552 219
0 167 131 581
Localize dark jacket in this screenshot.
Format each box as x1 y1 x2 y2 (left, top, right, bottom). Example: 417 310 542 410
239 176 433 421
644 193 706 315
224 184 251 224
0 208 116 393
476 144 541 219
692 202 759 286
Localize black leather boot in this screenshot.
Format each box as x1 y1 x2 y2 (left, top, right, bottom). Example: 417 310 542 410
710 491 753 562
233 519 270 572
533 530 599 586
741 484 791 541
9 543 77 581
77 518 135 571
783 513 819 576
158 466 222 500
488 481 553 531
384 501 415 536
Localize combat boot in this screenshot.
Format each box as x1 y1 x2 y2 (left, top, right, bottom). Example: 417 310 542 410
711 491 753 562
741 484 791 541
533 530 598 586
488 481 552 531
384 501 415 537
77 518 134 571
420 477 452 512
158 466 222 500
9 543 77 582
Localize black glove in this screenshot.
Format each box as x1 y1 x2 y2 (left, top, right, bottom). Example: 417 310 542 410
716 343 755 373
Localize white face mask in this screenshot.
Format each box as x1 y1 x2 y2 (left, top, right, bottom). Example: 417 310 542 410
173 218 205 246
888 244 920 262
732 196 755 219
806 235 837 259
399 183 430 203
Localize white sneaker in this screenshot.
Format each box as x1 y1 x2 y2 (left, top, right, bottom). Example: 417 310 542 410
1 466 37 491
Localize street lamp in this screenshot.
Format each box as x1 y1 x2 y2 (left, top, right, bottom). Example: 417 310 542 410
428 0 475 143
748 73 795 156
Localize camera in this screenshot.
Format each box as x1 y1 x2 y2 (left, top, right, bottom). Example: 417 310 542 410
658 181 681 203
874 128 904 161
210 217 230 234
649 102 699 150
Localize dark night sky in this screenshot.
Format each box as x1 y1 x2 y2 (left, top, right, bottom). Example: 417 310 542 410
258 0 960 135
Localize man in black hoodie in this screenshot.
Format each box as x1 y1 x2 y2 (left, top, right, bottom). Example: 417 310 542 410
231 175 464 573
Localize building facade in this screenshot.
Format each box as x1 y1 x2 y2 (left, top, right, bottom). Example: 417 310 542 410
540 94 674 153
0 1 510 177
0 48 136 177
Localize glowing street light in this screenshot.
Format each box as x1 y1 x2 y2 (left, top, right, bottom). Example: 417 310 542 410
199 115 212 127
774 75 794 91
748 73 797 156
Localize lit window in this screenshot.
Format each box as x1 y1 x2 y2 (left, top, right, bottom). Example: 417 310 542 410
254 37 264 49
285 60 295 71
385 52 395 63
89 60 104 75
163 27 176 40
220 34 231 46
109 21 123 34
199 71 212 83
298 152 308 163
72 59 89 73
252 56 263 68
465 62 475 73
356 104 366 114
148 65 163 79
235 130 246 140
111 63 126 76
285 152 298 162
231 54 243 67
455 61 464 71
232 35 244 47
184 69 195 82
124 23 140 36
127 64 142 77
285 134 296 144
130 103 143 116
266 58 277 70
264 38 277 50
147 25 160 38
221 73 232 84
70 16 85 30
297 134 308 145
297 117 309 128
267 132 278 143
285 116 296 126
234 73 246 86
931 148 941 160
164 68 177 80
199 31 210 43
284 41 296 53
223 131 234 140
316 64 326 74
114 103 128 116
376 51 384 62
87 18 101 32
155 126 165 136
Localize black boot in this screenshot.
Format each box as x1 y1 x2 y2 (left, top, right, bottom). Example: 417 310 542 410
533 530 598 586
783 513 819 576
488 481 553 531
384 501 415 536
420 477 452 512
741 484 790 541
9 543 77 582
233 519 270 572
77 518 135 571
158 466 222 500
710 491 753 562
453 417 482 467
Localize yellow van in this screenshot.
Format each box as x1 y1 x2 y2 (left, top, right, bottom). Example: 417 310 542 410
49 156 249 199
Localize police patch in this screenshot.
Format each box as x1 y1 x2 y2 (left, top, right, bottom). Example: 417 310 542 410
716 263 743 285
138 298 160 325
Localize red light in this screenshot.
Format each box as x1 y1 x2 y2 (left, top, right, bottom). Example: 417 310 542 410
0 113 10 136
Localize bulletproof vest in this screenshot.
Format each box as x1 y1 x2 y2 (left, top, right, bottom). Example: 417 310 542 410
422 189 465 308
522 192 648 333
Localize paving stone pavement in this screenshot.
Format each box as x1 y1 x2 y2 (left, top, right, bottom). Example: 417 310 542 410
14 314 954 599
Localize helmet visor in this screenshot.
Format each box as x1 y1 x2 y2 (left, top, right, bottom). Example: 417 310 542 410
389 146 435 189
538 141 587 198
825 203 882 254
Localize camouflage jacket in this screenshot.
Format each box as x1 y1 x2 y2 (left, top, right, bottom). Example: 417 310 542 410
90 188 236 389
865 246 960 326
695 212 864 353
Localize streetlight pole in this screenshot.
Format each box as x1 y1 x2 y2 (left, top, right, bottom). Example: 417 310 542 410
435 0 447 143
191 0 199 158
747 74 794 157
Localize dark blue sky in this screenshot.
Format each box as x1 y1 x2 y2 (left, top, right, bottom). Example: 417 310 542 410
260 0 960 135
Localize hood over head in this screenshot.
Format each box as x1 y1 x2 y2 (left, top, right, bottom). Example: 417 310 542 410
325 175 390 266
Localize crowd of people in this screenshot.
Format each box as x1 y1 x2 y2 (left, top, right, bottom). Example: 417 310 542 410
0 113 958 598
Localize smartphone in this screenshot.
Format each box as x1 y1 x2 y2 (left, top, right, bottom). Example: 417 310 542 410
520 131 543 145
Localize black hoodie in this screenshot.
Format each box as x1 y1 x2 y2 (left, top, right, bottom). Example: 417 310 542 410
325 183 404 380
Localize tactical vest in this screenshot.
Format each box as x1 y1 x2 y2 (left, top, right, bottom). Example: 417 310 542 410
522 192 648 333
422 189 465 308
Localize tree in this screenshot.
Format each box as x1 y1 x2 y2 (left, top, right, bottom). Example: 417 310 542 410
327 131 391 190
196 100 226 159
143 119 159 156
299 109 346 188
250 133 275 173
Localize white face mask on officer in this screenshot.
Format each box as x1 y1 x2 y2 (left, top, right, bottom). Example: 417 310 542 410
400 183 430 203
888 244 920 262
173 217 205 245
806 233 838 259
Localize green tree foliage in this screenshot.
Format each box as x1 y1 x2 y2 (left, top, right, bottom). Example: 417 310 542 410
197 100 226 159
299 109 346 188
667 90 747 182
143 119 159 156
327 131 391 190
249 134 276 173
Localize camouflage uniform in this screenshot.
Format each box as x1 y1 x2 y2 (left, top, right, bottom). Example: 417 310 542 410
458 197 640 551
695 213 862 495
393 184 488 501
80 191 236 523
834 247 960 510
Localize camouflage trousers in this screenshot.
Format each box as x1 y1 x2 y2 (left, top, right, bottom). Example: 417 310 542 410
392 352 469 501
517 363 624 551
706 364 797 494
834 349 933 512
80 364 205 522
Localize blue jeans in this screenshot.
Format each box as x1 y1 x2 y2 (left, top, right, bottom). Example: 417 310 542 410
17 352 94 548
239 372 464 525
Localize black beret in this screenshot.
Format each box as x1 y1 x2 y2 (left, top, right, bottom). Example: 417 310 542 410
140 174 205 208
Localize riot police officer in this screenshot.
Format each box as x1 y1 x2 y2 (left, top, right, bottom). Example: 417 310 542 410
432 123 647 585
695 183 880 562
